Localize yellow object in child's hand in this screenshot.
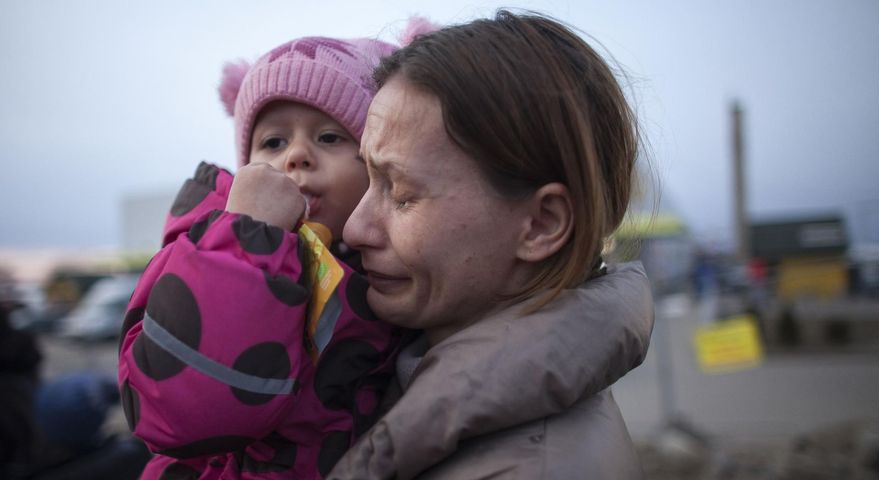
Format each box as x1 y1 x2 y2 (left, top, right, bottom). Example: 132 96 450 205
298 221 344 361
302 221 332 247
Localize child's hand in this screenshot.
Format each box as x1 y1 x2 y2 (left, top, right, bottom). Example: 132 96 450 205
226 163 306 231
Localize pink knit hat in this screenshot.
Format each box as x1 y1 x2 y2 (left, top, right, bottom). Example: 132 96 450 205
219 36 399 167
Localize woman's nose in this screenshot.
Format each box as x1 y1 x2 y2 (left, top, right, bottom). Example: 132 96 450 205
343 191 382 250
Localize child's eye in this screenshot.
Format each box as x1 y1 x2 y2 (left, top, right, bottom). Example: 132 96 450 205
318 133 343 144
262 137 287 149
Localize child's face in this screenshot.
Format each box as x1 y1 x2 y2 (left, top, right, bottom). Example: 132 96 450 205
249 101 368 240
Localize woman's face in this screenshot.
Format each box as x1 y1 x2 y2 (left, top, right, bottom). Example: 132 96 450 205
343 76 532 345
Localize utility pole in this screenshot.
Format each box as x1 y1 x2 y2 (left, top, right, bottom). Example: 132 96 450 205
732 101 749 261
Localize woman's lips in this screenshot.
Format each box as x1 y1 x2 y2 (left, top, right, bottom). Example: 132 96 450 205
365 270 409 293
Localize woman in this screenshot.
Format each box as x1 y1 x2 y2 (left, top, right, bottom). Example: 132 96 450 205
330 11 654 479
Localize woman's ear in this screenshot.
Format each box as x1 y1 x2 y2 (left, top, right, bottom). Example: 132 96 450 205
517 182 573 262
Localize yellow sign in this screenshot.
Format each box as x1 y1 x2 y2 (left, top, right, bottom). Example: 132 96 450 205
693 315 763 373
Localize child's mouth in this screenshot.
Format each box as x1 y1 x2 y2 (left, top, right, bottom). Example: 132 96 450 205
302 193 320 218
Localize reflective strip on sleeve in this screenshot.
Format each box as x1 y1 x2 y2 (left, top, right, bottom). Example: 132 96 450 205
142 313 296 395
312 290 343 355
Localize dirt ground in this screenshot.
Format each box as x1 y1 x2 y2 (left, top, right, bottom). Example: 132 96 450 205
637 419 879 480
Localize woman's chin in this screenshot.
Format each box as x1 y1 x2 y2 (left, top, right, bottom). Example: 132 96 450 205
366 287 416 328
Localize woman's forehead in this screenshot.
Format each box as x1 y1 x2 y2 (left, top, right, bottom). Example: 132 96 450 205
369 80 441 132
363 79 453 167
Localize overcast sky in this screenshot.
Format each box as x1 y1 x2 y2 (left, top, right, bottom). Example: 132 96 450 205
1 0 878 250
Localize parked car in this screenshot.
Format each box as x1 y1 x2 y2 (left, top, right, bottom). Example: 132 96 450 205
59 275 140 341
7 281 56 333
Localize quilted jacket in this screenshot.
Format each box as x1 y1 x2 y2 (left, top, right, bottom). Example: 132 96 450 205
118 162 404 479
329 263 654 479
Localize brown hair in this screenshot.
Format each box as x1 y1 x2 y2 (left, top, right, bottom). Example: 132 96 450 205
375 11 640 307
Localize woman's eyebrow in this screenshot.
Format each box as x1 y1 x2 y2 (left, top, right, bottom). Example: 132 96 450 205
364 153 397 176
366 155 424 185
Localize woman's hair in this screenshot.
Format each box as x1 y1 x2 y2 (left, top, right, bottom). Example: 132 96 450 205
374 10 640 307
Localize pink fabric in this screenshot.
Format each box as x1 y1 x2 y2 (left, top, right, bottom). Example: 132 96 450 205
397 16 440 46
119 162 404 479
220 37 398 167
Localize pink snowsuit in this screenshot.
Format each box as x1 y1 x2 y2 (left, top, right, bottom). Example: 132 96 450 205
118 162 404 479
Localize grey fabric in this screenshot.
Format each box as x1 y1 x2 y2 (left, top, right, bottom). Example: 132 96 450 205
418 390 642 480
313 290 343 354
395 335 429 391
329 262 654 480
142 313 297 395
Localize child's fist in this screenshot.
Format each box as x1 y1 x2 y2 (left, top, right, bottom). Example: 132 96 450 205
226 163 306 231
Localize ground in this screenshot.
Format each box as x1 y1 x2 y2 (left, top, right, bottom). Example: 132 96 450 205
35 291 879 479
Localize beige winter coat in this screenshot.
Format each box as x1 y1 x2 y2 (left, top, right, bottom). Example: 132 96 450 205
329 262 654 479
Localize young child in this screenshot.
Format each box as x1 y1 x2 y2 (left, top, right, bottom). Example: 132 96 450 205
118 33 410 480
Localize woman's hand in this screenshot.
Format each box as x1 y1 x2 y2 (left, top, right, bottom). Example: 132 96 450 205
226 163 306 231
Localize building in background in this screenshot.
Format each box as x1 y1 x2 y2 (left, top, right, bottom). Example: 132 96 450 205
750 214 849 301
120 190 176 253
749 214 879 351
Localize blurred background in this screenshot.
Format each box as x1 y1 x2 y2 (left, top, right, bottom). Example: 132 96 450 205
1 1 877 479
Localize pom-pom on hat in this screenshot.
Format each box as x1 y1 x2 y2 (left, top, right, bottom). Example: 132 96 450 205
397 16 440 46
219 36 398 167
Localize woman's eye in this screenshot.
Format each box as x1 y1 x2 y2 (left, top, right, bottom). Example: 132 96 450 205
318 133 343 144
393 195 414 211
262 137 287 149
388 181 417 211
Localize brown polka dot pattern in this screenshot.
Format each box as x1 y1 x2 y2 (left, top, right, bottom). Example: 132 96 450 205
169 162 218 217
232 215 285 255
263 271 309 307
345 273 377 321
352 375 389 437
159 462 202 480
237 432 297 473
133 274 202 381
317 430 351 476
119 307 145 354
314 339 382 410
230 342 292 405
120 379 140 431
187 209 223 245
158 435 255 459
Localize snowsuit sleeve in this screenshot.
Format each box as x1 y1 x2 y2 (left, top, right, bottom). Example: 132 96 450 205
117 162 317 457
161 161 235 247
